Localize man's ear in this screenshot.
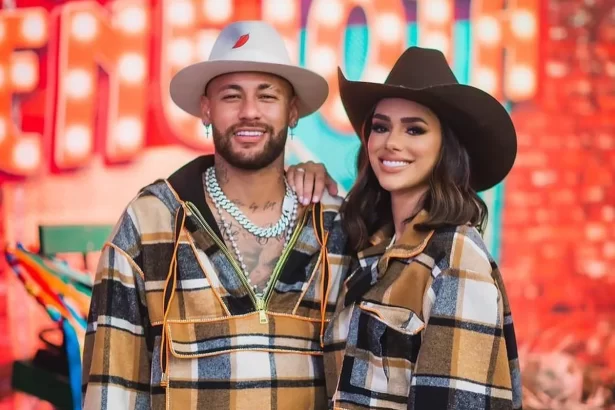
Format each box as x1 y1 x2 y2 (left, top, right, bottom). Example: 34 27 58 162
288 96 299 127
200 95 211 124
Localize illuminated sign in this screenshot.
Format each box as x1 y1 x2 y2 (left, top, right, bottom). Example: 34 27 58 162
0 0 540 178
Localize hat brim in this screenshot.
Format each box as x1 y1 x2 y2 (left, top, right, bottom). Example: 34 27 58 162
170 60 329 119
338 68 517 192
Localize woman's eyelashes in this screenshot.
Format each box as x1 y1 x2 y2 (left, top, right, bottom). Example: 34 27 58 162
371 122 427 136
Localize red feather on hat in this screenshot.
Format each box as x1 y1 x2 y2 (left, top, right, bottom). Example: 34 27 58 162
232 34 249 49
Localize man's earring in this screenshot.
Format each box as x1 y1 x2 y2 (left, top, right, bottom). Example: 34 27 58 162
203 110 211 138
289 122 297 140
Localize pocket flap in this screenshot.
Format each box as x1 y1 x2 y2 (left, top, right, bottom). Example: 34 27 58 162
167 313 324 358
358 301 425 335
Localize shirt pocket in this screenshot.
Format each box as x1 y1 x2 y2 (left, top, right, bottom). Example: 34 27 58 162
358 301 425 336
333 301 424 410
164 314 326 410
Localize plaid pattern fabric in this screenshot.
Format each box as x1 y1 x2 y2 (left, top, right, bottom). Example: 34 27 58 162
324 210 522 410
82 156 352 410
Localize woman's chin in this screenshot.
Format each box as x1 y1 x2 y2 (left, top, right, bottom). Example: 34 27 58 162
377 177 428 197
377 175 411 193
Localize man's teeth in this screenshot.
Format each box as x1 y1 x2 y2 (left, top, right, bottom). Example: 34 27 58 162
382 160 410 167
235 131 264 137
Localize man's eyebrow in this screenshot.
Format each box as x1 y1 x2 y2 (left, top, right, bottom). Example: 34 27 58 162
217 84 243 92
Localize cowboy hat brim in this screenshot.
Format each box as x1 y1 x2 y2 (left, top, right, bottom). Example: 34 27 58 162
170 60 329 119
338 68 517 192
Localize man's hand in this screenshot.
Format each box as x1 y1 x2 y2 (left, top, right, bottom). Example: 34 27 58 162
287 161 338 205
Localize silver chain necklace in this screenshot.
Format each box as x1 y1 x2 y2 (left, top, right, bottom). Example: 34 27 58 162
205 167 297 238
204 166 298 294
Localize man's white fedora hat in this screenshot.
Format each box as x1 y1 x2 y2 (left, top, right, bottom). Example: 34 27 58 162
169 20 329 119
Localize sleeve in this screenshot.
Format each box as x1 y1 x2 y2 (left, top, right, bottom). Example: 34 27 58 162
408 267 521 410
81 239 152 409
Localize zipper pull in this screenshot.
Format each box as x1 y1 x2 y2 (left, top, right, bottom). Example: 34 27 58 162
257 297 268 324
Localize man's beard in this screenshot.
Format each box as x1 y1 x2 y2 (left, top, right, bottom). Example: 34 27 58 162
212 122 288 170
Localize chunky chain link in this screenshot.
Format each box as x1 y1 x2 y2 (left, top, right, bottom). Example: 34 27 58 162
205 167 297 238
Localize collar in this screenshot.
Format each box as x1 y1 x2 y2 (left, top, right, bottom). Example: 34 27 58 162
166 154 222 240
358 209 435 278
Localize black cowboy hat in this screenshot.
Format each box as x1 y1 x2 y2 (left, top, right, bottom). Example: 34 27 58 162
338 46 517 192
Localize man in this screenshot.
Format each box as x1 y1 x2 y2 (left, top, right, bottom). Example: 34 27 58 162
82 21 351 410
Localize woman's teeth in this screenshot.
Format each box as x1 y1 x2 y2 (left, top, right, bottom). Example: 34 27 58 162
382 160 410 167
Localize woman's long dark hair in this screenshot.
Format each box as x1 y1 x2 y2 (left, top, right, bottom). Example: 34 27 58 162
341 113 488 252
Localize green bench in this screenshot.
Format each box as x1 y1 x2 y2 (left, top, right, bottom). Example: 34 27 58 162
38 224 113 269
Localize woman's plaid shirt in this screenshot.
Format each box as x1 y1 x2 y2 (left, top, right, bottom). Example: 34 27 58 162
323 210 522 410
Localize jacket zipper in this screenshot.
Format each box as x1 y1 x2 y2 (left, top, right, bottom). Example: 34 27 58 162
185 202 307 324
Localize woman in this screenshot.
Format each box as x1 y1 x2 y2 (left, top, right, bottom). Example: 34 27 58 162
288 47 522 409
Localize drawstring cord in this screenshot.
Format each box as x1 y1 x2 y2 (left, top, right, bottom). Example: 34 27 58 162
160 206 186 385
313 205 331 348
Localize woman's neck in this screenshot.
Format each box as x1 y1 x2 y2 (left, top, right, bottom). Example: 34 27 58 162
390 187 428 239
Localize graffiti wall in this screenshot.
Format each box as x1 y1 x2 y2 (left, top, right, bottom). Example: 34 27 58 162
0 0 614 408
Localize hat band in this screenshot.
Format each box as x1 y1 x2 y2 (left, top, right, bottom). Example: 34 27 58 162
210 49 292 66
